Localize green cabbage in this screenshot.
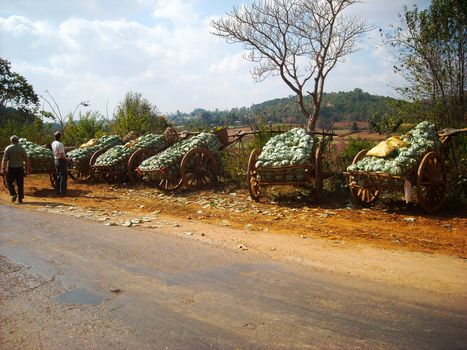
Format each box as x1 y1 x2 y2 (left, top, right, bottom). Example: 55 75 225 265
68 135 122 162
94 133 167 168
19 138 54 171
139 132 221 180
256 128 314 168
347 121 441 176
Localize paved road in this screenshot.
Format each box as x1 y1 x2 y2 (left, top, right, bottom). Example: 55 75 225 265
1 204 466 349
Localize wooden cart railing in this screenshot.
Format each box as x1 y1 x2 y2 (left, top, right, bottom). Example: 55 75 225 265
344 127 466 213
246 130 335 202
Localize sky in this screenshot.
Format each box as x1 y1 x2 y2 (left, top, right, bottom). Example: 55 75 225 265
0 0 431 118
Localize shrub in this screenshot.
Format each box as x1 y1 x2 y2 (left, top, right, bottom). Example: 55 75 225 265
325 138 376 194
443 133 467 209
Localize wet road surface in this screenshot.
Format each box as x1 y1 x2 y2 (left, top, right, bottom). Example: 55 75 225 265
1 204 466 349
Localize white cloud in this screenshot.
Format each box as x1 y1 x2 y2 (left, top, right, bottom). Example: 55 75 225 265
153 0 198 25
348 0 431 26
0 0 427 116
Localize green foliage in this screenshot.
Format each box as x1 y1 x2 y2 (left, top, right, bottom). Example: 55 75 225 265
252 123 275 151
63 111 108 147
443 133 467 208
325 138 376 194
340 138 376 168
384 1 466 126
219 145 253 186
0 116 52 148
368 114 403 134
0 58 45 147
111 91 168 136
0 57 39 114
0 107 36 127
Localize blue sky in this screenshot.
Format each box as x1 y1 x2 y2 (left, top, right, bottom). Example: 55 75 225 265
0 0 431 117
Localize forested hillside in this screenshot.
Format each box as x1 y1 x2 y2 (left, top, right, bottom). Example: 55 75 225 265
169 89 402 129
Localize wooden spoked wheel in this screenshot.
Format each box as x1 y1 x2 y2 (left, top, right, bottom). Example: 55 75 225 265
69 170 91 181
180 148 218 189
246 148 261 201
68 166 91 181
128 148 156 183
155 165 183 192
314 147 323 202
416 151 446 213
348 149 380 207
89 149 106 180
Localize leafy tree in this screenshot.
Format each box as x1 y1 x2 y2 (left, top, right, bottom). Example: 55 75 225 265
63 111 107 147
368 114 403 134
383 0 466 127
0 115 51 147
0 107 36 127
111 91 168 136
211 0 369 131
0 57 39 114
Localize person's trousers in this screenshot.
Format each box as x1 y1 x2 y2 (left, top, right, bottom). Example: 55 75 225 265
6 166 25 199
54 159 68 195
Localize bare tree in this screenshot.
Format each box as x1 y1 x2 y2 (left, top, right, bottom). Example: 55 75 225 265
211 0 369 130
40 90 89 134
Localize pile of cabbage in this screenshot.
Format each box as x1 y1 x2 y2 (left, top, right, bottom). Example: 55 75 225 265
68 135 122 163
347 121 441 176
256 128 314 168
19 138 54 171
139 132 220 179
94 133 167 169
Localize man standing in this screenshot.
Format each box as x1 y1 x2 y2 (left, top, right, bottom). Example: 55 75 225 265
1 135 31 204
51 131 70 196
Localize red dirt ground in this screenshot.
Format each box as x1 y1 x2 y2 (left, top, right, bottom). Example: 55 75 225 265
3 174 465 259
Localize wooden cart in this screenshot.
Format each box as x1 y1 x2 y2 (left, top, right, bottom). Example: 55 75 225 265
68 144 120 182
91 130 179 184
246 130 335 202
90 147 160 183
345 127 466 213
69 149 101 181
1 156 57 192
139 129 256 192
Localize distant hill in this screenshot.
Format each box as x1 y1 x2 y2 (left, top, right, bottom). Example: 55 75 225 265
249 88 398 128
168 88 400 129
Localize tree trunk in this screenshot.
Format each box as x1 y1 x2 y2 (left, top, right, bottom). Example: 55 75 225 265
306 108 319 131
305 89 320 131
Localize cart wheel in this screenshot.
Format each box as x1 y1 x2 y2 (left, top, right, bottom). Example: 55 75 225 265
156 165 183 192
49 171 57 189
69 167 92 181
128 148 156 183
180 148 218 189
314 147 323 202
416 151 446 213
89 149 106 180
247 149 261 201
348 149 379 207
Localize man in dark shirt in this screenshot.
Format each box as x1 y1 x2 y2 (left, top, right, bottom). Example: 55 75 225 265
1 135 31 204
